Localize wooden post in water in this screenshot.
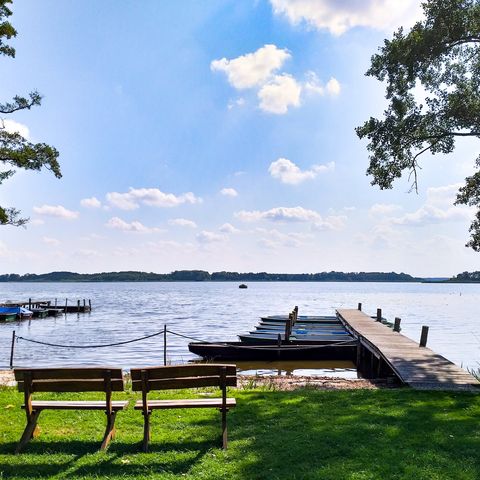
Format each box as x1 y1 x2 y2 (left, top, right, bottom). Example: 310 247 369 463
65 298 68 313
376 308 382 322
163 325 167 366
358 303 362 311
277 333 282 347
77 300 80 313
28 299 31 310
9 330 15 369
54 298 57 307
393 317 401 332
88 299 92 310
420 326 429 347
83 299 86 309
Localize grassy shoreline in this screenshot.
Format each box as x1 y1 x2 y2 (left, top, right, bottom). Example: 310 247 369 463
0 386 479 479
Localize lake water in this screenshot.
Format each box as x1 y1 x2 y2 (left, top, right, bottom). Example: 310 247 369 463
1 282 479 376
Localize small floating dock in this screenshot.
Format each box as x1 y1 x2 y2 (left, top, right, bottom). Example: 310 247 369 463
1 298 92 314
338 308 479 390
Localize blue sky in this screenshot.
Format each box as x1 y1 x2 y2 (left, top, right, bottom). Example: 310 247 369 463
1 0 478 276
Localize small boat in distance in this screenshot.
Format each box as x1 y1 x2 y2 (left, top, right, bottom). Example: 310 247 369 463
239 284 248 289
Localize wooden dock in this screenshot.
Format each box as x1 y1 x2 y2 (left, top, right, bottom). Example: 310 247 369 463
337 308 479 391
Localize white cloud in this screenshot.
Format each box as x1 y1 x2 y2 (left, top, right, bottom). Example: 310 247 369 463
168 218 197 228
220 187 238 197
212 45 340 114
258 74 302 114
304 72 341 97
33 205 79 220
256 228 311 248
2 119 30 139
196 230 226 243
106 187 202 210
270 0 423 36
42 236 60 246
235 206 345 230
369 203 402 216
80 196 102 208
227 98 245 110
390 184 474 226
326 77 341 96
105 217 161 233
74 248 101 258
269 158 334 185
211 44 291 89
392 205 473 226
219 223 240 234
30 218 45 226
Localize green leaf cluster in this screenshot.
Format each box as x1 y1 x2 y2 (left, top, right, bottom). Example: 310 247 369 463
0 0 61 227
356 0 480 249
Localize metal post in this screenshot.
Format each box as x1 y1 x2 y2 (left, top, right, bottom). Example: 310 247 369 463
376 308 382 322
358 303 362 311
163 325 167 366
420 326 429 347
394 317 401 332
9 330 15 369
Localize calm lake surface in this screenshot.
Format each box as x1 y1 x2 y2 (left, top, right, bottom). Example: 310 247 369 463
1 282 479 375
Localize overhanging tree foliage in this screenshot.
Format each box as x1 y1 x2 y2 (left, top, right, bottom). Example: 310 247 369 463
356 0 480 249
0 0 60 226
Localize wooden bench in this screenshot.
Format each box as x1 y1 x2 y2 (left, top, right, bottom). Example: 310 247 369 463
131 364 237 451
14 367 128 453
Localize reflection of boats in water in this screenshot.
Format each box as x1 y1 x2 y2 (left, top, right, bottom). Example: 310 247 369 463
188 341 357 361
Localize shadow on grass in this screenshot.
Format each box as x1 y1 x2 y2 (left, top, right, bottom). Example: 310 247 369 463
1 389 480 479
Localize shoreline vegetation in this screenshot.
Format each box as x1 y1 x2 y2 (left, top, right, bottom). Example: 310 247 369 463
0 270 478 283
1 270 420 282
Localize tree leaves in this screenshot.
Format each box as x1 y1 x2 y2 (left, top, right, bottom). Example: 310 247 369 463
357 0 480 249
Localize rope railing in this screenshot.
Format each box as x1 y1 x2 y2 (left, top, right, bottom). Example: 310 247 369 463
8 325 358 368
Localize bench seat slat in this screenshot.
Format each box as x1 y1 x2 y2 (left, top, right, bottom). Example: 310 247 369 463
132 376 237 391
131 364 236 381
23 400 128 411
134 398 236 409
15 367 123 381
18 379 124 392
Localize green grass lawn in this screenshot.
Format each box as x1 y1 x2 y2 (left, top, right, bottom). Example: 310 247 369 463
0 386 479 479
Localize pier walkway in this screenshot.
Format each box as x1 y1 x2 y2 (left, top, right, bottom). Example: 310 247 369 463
337 309 479 390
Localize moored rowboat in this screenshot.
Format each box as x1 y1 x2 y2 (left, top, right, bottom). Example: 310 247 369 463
188 341 357 361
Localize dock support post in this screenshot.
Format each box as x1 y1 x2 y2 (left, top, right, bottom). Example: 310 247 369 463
28 299 31 310
89 299 91 310
393 317 401 332
77 300 80 313
277 333 281 347
420 326 429 347
357 303 362 311
163 325 167 366
83 299 86 309
54 298 57 307
376 308 382 322
9 330 15 369
65 298 68 314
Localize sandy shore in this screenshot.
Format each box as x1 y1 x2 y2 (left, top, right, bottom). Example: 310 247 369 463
0 370 392 390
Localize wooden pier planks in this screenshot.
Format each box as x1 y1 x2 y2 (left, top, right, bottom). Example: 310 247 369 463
337 309 479 390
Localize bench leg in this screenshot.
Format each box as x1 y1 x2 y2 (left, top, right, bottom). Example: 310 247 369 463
221 408 227 450
100 412 117 451
16 410 40 454
142 412 151 453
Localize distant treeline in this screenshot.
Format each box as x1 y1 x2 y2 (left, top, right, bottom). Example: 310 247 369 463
446 271 480 283
0 270 421 282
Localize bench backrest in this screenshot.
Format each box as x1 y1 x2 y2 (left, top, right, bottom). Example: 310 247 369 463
130 364 237 392
14 367 124 393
